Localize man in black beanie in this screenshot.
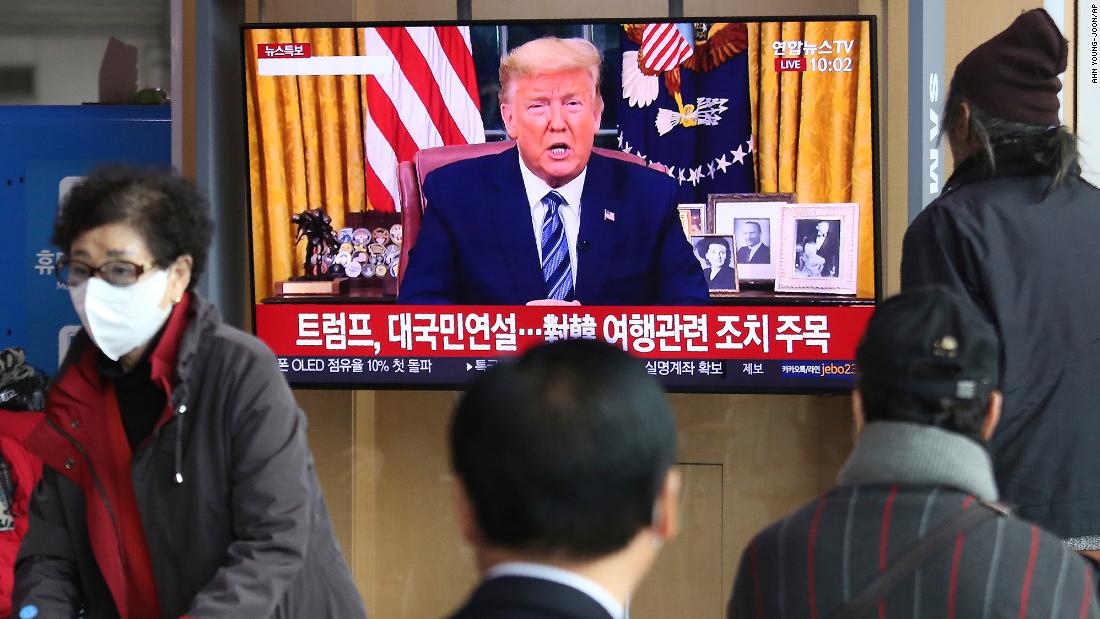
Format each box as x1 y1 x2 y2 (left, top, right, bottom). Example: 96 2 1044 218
902 8 1100 562
729 288 1100 618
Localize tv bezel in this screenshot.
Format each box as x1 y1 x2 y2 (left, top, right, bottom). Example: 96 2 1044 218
239 14 882 395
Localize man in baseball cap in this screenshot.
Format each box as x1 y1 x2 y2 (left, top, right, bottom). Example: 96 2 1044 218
729 288 1100 618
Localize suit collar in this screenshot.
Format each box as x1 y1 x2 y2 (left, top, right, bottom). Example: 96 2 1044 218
488 148 621 304
489 148 548 302
455 575 616 619
486 562 624 619
516 149 588 213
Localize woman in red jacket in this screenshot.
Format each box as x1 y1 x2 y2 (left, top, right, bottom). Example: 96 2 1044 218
12 168 365 619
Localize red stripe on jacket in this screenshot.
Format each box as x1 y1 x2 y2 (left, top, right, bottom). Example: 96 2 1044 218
807 494 828 619
946 497 974 619
1078 568 1094 619
1018 526 1040 619
878 484 899 619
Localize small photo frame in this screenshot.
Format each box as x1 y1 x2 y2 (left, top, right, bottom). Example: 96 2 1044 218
775 203 860 295
707 193 792 283
677 204 706 238
690 234 740 295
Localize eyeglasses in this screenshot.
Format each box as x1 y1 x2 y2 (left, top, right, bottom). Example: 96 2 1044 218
56 258 156 287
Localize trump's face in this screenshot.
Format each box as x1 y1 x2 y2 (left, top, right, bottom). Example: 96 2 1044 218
501 69 603 188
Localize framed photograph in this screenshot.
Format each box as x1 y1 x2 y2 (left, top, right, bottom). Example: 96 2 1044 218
775 203 860 294
707 193 792 284
677 204 706 238
706 192 794 234
690 234 739 295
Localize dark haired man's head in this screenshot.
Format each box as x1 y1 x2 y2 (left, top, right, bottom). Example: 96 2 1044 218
854 287 1002 443
52 166 214 290
450 339 679 570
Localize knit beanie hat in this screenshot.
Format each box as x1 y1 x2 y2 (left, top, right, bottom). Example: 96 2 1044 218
950 8 1067 127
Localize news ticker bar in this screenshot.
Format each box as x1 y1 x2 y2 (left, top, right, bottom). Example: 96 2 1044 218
256 304 874 360
276 356 858 390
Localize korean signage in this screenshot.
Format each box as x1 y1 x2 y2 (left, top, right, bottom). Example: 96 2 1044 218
256 304 873 391
0 106 171 371
908 0 946 221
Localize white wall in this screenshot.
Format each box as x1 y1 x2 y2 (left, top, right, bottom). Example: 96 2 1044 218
0 34 169 104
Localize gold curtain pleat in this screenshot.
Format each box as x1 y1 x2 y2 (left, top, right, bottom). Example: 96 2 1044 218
245 28 367 302
748 21 876 299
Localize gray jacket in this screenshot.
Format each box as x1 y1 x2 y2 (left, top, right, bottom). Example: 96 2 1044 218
13 293 366 618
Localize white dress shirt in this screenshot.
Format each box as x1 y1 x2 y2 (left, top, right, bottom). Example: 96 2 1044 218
518 152 586 287
485 561 625 619
746 242 763 261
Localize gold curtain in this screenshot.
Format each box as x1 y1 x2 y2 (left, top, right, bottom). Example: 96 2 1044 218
748 21 875 299
245 28 367 301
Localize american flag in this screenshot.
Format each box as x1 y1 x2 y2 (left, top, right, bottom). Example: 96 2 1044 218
639 23 695 73
363 26 486 212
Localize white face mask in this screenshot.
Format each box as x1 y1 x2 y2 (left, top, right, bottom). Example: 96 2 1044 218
70 270 173 361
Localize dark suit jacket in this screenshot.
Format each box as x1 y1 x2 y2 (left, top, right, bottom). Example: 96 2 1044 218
398 148 709 305
706 265 736 290
815 231 839 275
736 243 770 264
449 576 614 619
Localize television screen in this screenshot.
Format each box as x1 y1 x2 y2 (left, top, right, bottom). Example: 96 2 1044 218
242 17 879 392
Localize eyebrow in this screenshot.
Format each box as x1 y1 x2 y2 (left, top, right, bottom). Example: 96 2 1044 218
69 248 137 259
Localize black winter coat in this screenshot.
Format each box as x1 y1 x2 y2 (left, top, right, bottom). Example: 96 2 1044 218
901 145 1100 539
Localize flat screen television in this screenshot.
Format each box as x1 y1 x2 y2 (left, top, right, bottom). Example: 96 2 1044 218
241 16 880 392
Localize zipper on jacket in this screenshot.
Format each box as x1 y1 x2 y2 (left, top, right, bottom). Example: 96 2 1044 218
44 417 132 580
173 404 186 484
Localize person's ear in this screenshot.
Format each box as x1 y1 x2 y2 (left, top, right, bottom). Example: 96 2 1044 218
981 390 1002 441
652 467 682 543
500 98 517 139
453 478 483 547
162 254 193 308
956 101 971 136
949 100 973 152
851 389 866 440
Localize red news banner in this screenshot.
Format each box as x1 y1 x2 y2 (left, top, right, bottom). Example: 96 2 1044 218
256 305 874 360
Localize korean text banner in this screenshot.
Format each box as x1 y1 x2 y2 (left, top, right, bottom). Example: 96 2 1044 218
257 304 872 391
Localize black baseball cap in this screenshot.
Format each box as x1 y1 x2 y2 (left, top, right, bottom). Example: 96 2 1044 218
857 287 999 402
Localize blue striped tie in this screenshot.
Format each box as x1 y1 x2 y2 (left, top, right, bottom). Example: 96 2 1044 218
540 190 574 301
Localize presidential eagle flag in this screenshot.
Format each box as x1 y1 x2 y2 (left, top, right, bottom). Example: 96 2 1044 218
617 23 755 203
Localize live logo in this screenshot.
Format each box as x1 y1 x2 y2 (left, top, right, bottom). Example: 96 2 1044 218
774 57 807 72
